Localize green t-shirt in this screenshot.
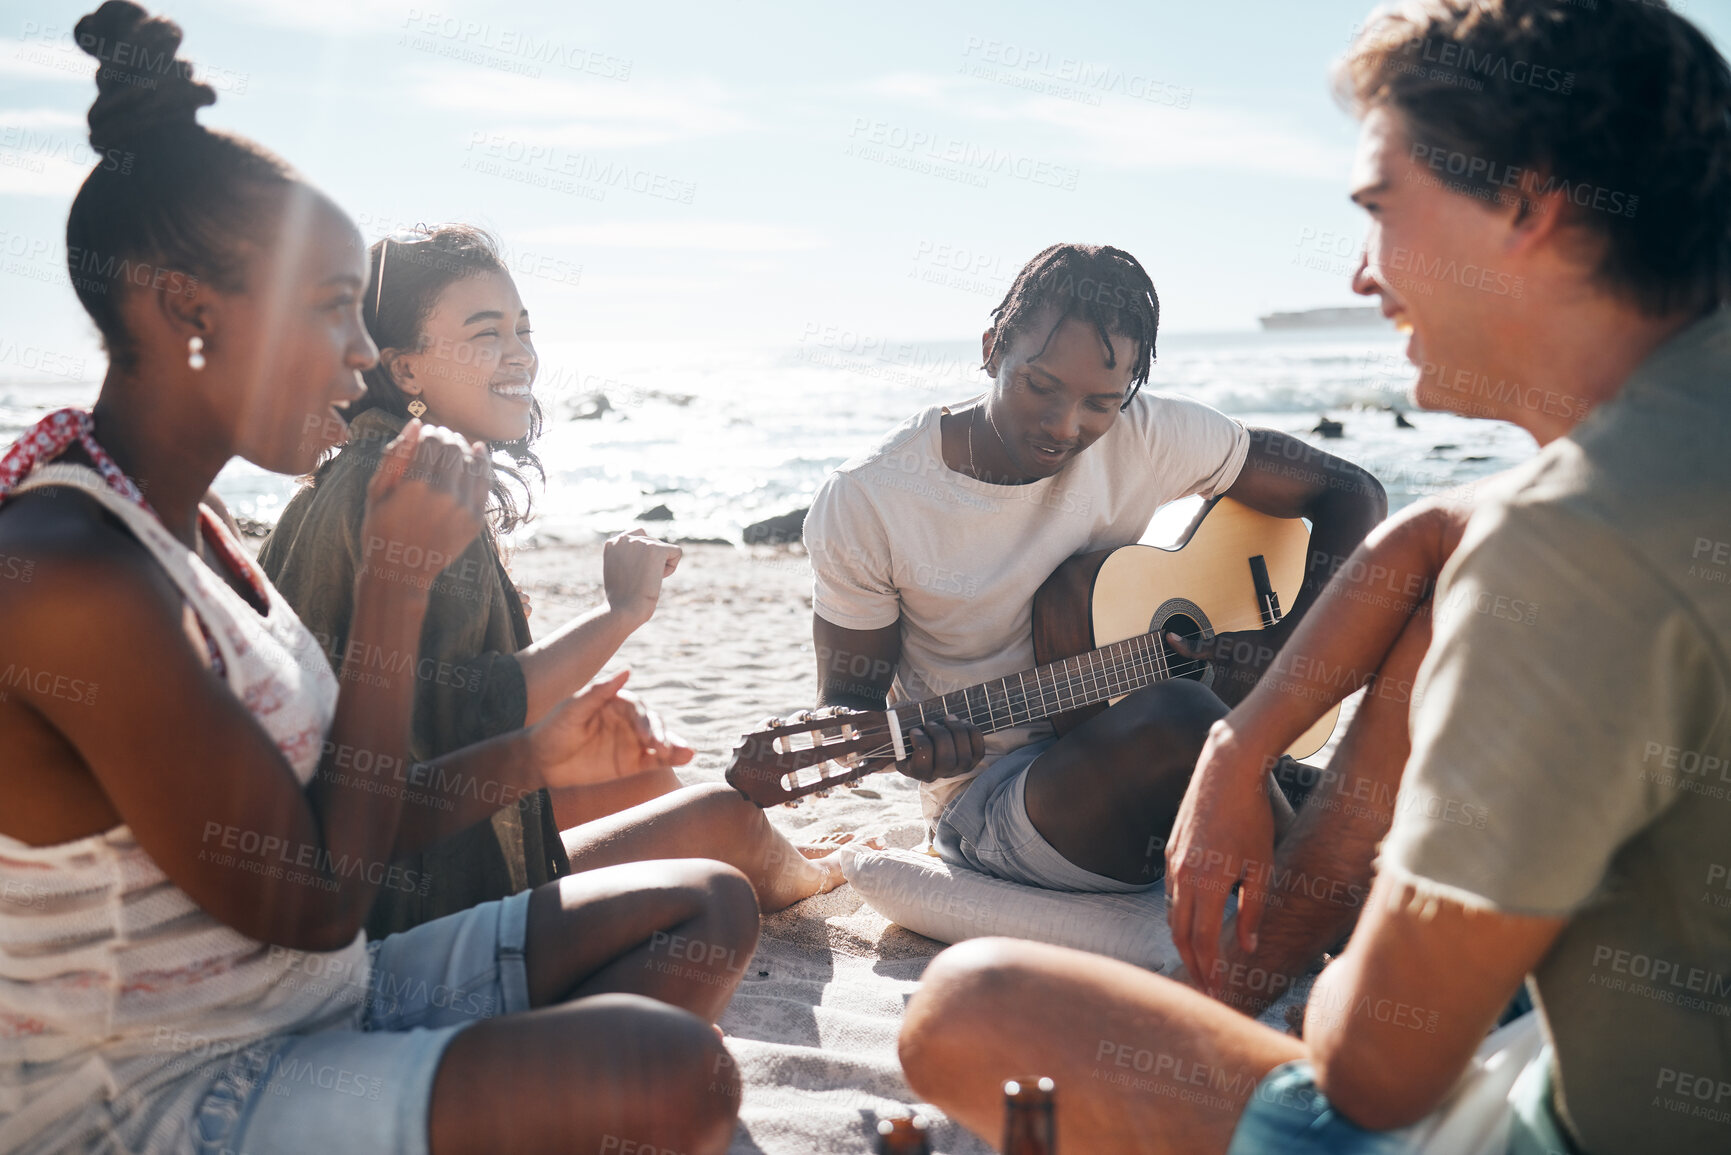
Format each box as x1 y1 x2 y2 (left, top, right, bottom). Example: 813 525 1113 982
1379 309 1731 1155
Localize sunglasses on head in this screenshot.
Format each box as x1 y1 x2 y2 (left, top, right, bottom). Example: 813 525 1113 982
373 224 437 316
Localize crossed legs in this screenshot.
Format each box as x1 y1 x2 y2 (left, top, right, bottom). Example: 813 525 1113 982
428 859 758 1155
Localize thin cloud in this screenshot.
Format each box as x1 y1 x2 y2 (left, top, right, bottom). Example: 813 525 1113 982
410 67 752 149
863 72 1349 180
0 108 86 129
223 0 416 33
0 37 95 84
517 220 826 251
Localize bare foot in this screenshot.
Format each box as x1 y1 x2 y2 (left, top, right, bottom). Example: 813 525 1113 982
806 835 885 895
810 853 849 894
796 831 884 859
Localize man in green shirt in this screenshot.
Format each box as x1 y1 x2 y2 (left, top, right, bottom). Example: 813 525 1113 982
899 3 1731 1152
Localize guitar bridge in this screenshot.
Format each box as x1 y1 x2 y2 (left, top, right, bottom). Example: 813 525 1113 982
1249 554 1282 628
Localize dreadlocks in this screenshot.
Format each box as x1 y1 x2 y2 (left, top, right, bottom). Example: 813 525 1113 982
986 243 1160 408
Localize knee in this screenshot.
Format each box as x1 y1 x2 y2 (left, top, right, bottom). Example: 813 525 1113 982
658 1008 740 1154
684 860 762 959
682 780 760 827
900 938 1037 1096
1122 679 1225 750
589 995 741 1153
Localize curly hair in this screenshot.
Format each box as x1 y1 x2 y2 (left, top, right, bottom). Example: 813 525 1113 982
1336 0 1731 317
986 243 1161 409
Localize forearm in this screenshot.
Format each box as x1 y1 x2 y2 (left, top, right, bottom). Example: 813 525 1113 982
1235 513 1438 750
1208 772 1390 1016
518 604 639 723
387 726 546 856
817 686 888 710
303 576 432 926
1287 474 1387 624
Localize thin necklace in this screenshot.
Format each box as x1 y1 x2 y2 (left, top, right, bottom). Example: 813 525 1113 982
968 401 1012 482
967 405 981 480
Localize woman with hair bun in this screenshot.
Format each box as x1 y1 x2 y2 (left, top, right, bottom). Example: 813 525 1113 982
0 5 751 1152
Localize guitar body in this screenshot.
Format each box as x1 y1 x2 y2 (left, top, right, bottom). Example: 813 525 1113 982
1033 496 1339 760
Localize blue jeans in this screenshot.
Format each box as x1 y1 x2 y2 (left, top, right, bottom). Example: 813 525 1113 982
191 890 533 1155
1228 1018 1576 1155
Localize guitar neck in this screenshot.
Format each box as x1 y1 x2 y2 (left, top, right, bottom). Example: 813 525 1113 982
896 631 1172 737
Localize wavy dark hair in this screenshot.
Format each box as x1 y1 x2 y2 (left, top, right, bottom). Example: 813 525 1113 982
986 243 1161 410
1336 0 1731 318
66 1 297 370
318 224 545 535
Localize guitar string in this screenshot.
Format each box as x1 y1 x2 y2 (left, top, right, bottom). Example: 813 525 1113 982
784 607 1288 772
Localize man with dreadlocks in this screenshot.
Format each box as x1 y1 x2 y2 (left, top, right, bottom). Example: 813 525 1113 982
799 242 1385 898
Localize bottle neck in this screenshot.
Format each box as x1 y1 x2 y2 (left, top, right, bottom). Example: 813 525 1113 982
1002 1101 1055 1155
875 1117 932 1155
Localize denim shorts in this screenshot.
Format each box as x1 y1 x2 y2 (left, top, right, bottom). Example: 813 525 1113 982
190 890 533 1155
1227 1015 1576 1155
932 739 1160 894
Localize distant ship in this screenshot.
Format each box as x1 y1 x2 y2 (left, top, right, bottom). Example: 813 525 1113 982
1258 306 1390 330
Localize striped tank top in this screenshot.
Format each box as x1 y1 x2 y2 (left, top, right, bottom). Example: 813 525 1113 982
0 463 370 1154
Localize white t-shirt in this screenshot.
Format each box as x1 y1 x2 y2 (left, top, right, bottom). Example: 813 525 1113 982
804 390 1251 823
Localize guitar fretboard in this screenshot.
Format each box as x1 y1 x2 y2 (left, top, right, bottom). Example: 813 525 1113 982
895 630 1173 737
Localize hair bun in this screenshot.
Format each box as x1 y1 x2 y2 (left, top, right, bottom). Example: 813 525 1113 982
76 1 215 152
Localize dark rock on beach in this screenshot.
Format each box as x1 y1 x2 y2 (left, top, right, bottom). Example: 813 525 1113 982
744 508 808 545
567 392 613 421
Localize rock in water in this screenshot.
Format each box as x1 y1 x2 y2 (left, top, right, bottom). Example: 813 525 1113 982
744 507 808 545
1311 417 1344 439
638 504 675 521
568 392 612 421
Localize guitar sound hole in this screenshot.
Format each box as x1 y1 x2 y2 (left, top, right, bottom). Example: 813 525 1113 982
1159 613 1210 681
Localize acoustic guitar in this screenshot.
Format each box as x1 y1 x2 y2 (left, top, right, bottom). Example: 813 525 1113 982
726 497 1340 807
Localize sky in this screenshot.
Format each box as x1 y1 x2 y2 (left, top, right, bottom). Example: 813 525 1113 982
5 0 1731 377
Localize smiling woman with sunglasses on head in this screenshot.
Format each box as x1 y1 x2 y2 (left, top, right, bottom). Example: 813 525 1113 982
260 224 698 937
259 224 855 936
0 6 755 1153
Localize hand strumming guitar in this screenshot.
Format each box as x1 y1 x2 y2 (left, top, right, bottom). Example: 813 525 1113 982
529 670 695 789
1163 619 1292 710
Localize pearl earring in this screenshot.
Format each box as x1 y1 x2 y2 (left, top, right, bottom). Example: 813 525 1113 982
406 397 427 418
187 335 206 371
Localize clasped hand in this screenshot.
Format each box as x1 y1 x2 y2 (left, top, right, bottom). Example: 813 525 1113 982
530 670 694 788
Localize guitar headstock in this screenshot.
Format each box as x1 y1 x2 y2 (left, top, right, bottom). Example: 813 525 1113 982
725 709 898 807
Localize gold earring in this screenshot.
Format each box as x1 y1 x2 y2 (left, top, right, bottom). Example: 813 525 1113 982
406 397 427 418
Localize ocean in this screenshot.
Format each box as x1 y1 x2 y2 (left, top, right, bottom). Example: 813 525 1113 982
0 325 1535 547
